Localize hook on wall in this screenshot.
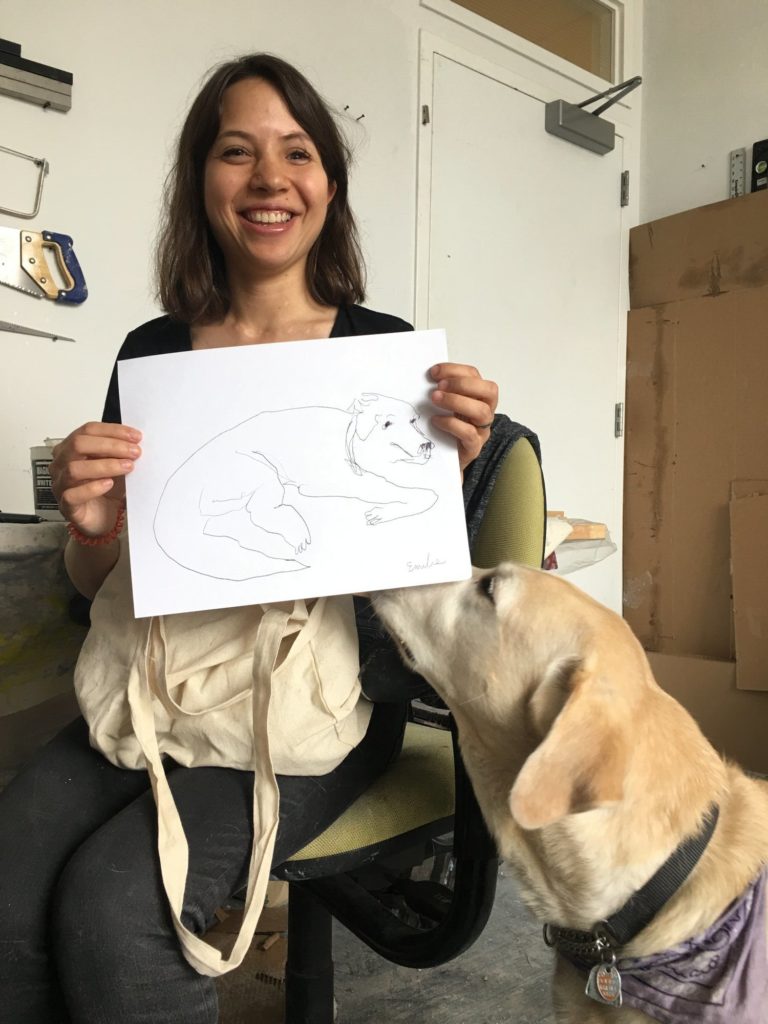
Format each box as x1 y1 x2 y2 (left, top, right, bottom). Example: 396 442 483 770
342 104 366 123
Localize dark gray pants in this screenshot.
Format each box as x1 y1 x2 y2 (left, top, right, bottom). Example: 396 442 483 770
0 704 405 1023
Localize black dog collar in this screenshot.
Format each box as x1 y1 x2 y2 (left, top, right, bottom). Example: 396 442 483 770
544 804 720 967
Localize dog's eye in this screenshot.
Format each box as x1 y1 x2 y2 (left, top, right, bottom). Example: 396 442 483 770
477 573 496 603
383 419 393 429
410 417 417 425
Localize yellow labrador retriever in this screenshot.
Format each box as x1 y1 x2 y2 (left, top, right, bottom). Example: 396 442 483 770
372 564 768 1023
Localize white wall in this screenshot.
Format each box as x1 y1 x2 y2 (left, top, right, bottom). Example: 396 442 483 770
1 0 645 516
1 0 425 513
640 0 768 223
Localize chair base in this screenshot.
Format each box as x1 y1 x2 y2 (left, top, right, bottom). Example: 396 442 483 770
285 883 335 1024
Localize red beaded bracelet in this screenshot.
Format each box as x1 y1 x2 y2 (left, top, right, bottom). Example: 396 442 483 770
67 502 126 547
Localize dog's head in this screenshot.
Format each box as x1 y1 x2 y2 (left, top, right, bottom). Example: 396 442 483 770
347 394 434 470
373 564 716 837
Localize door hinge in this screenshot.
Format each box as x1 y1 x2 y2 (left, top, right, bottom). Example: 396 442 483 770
422 104 430 126
620 170 630 207
614 401 624 437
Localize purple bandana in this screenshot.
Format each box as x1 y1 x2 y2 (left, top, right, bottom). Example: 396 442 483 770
616 869 768 1023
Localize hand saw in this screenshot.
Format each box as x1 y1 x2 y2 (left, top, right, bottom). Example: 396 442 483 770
0 226 88 303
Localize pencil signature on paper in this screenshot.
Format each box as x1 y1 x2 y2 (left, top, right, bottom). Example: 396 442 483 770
407 553 447 573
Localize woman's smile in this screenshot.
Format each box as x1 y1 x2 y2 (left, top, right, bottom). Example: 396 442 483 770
240 207 294 226
238 205 297 233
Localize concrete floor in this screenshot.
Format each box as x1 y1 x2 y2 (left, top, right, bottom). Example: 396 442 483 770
216 868 556 1024
331 869 556 1024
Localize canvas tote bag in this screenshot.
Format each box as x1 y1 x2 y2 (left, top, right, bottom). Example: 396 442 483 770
74 535 372 976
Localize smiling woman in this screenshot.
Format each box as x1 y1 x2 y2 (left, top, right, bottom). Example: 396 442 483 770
156 53 363 333
0 51 502 1024
202 78 338 304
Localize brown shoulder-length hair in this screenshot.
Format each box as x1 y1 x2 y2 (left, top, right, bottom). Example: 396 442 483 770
156 54 366 323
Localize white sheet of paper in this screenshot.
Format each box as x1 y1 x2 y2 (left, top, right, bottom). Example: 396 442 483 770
118 329 471 617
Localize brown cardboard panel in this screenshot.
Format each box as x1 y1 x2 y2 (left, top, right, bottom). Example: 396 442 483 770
624 285 768 659
730 494 768 691
629 189 768 309
647 652 768 775
729 483 768 669
731 479 768 499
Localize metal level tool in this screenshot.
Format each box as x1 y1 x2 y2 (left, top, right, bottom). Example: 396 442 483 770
0 319 75 343
729 148 746 198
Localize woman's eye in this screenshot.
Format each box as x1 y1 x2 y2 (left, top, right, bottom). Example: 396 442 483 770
287 148 311 162
221 146 249 160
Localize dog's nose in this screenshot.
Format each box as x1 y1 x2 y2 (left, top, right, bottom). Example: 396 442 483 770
419 441 434 454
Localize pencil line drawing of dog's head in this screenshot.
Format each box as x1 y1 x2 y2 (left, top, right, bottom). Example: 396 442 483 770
345 393 434 476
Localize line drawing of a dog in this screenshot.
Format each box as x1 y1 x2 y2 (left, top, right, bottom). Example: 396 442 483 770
153 394 438 581
372 564 768 1023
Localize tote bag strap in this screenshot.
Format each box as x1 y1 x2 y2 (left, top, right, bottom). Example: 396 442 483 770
127 606 291 976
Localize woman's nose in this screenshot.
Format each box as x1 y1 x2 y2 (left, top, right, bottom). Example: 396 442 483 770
250 154 286 192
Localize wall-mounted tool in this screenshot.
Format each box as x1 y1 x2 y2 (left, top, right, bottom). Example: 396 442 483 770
0 227 87 303
729 148 747 198
0 320 75 343
0 144 49 218
0 38 72 112
752 138 768 192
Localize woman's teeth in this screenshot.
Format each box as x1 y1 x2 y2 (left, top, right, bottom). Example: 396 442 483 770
244 210 292 224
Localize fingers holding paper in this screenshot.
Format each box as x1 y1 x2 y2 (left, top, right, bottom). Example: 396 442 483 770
430 363 499 472
50 421 142 537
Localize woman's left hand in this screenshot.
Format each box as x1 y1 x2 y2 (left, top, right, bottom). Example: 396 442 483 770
430 363 499 473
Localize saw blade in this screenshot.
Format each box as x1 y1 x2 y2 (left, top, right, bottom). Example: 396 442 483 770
0 228 45 298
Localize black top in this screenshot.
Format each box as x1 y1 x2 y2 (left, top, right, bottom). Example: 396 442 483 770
101 305 413 424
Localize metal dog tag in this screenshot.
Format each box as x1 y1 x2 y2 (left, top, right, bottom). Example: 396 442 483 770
585 963 623 1007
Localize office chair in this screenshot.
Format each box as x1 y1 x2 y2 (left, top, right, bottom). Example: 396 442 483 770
272 431 546 1024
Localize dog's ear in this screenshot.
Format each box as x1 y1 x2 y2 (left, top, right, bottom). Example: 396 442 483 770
348 394 381 441
509 654 628 830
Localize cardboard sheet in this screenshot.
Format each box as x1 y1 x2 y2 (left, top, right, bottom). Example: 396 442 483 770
647 652 768 776
623 285 768 660
629 189 768 309
730 492 768 692
119 329 471 617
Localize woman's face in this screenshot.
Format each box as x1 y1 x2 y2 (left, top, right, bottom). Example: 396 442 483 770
204 77 336 288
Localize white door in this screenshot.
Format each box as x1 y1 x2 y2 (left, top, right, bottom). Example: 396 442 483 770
418 48 628 611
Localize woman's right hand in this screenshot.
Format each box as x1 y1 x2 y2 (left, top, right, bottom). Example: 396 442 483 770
50 422 142 538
